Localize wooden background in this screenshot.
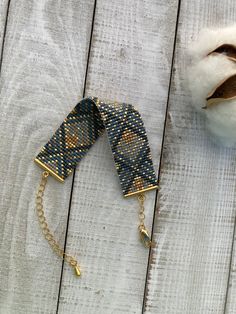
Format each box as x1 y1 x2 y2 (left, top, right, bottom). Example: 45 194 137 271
1 0 236 313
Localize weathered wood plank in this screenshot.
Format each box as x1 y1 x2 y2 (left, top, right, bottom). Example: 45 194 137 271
225 231 236 313
0 0 95 312
0 0 9 62
57 0 179 313
144 1 236 313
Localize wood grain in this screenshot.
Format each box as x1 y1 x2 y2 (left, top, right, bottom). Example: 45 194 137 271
225 235 236 314
56 0 179 313
144 1 236 313
2 0 236 313
0 0 95 312
0 0 9 61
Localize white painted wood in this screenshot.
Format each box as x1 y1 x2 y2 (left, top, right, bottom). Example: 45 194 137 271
225 243 236 314
0 0 95 312
3 1 236 313
144 1 236 313
0 0 8 58
57 0 179 313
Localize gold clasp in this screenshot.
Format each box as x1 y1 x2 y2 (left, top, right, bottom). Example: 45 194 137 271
137 193 154 248
139 225 152 248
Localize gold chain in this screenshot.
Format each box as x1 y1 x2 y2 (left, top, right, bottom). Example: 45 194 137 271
138 193 146 229
36 171 152 275
36 171 81 276
137 193 153 248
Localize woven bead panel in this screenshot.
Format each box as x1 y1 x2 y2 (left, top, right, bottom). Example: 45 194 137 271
35 97 157 197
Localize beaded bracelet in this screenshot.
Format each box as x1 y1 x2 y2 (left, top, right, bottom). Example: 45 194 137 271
35 97 158 276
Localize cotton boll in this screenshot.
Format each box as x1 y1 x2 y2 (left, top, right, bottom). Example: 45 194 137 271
189 24 236 62
206 100 236 146
188 54 236 112
188 25 236 147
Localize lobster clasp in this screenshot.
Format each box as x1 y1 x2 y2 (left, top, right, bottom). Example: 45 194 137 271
139 226 153 248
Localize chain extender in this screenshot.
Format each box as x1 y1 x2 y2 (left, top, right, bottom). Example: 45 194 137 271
36 171 81 276
137 193 153 248
36 172 153 277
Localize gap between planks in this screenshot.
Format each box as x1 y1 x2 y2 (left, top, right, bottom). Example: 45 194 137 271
55 0 97 312
141 0 236 312
0 0 11 74
141 0 182 312
224 209 236 313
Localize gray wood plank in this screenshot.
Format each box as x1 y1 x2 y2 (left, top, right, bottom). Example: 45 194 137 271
0 0 9 62
144 1 236 313
57 0 179 313
0 0 95 312
225 230 236 313
212 25 236 314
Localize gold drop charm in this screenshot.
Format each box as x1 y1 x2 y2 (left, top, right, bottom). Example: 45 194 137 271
137 193 153 248
74 264 81 277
